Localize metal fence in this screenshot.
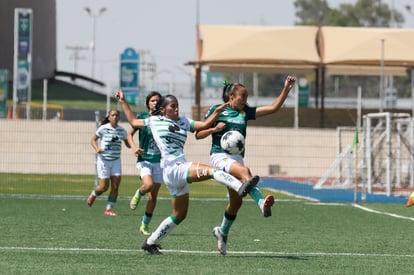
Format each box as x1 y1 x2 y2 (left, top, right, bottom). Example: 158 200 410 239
1 117 412 198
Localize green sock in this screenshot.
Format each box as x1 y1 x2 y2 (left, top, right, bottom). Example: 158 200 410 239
108 196 117 203
142 212 153 226
220 212 236 235
249 187 264 207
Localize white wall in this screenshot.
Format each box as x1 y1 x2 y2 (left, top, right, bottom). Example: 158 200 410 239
0 120 341 178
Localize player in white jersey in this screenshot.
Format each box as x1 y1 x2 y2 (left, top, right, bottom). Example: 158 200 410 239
87 110 130 216
115 90 259 255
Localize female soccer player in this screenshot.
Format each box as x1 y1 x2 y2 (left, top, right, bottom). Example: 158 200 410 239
115 90 258 255
128 91 163 235
195 75 296 255
87 109 130 216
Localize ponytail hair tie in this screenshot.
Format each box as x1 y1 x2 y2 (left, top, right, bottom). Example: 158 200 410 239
223 80 231 87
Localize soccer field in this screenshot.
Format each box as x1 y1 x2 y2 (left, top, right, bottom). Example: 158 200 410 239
1 195 414 274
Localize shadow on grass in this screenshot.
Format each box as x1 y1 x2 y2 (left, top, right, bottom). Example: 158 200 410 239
222 255 308 260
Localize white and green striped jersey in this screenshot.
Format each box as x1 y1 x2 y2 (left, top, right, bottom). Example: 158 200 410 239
95 123 127 161
144 115 195 168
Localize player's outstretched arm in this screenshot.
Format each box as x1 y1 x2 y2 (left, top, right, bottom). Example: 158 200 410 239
115 89 145 128
193 102 229 132
256 75 296 118
195 122 226 140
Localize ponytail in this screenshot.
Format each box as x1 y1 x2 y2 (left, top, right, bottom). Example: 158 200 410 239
222 80 232 103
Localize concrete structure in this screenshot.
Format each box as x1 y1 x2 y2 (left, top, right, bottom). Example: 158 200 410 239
0 0 56 80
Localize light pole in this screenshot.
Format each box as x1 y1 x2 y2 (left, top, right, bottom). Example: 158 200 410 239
84 7 107 84
65 45 88 75
153 69 175 93
175 66 194 96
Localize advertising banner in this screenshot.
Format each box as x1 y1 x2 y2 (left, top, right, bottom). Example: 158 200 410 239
13 8 32 119
120 48 139 104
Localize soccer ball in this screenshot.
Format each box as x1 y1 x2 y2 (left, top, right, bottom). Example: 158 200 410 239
220 130 245 155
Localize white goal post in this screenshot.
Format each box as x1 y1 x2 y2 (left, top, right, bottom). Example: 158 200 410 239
362 112 414 196
316 112 414 199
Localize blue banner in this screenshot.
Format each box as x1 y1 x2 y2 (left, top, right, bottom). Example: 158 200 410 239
13 9 32 106
120 48 139 105
120 48 139 91
18 12 30 56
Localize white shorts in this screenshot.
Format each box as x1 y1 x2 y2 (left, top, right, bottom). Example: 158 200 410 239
96 156 122 179
210 153 244 173
162 161 192 197
136 161 163 183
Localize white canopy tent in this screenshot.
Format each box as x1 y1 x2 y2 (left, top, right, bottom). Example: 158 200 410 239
188 25 414 122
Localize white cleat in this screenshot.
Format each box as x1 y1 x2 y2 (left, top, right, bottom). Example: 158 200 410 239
212 226 228 256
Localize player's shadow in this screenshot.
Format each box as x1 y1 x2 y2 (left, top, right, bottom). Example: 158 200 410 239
223 254 308 260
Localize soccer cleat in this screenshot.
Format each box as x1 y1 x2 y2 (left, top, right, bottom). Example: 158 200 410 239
261 195 275 218
104 209 117 216
141 239 162 255
87 192 96 207
406 195 414 207
129 193 141 210
140 224 151 236
238 175 260 197
212 226 227 256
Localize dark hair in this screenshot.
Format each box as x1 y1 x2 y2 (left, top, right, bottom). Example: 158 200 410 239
222 81 232 102
100 109 120 126
222 81 245 102
153 94 178 115
145 91 161 109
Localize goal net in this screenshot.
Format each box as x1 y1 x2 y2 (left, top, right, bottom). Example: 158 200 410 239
316 112 414 198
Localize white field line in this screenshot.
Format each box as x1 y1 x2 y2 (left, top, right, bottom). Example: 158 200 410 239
352 203 414 221
0 193 303 202
0 194 230 201
1 246 414 258
265 187 319 202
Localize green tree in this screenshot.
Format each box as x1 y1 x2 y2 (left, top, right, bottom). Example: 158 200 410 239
293 0 409 100
294 0 404 27
294 0 330 25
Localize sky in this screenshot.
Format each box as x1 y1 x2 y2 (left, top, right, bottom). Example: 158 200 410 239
56 0 414 91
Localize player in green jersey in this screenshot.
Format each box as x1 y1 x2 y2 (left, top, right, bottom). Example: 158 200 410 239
195 75 296 255
128 91 163 235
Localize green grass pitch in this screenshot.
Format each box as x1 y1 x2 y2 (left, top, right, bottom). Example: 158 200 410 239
1 173 414 274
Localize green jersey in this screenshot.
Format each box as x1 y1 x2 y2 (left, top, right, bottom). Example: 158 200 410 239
134 112 161 163
204 104 256 157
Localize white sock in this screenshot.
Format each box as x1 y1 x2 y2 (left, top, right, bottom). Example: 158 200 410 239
106 202 114 210
211 169 243 192
147 216 177 245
